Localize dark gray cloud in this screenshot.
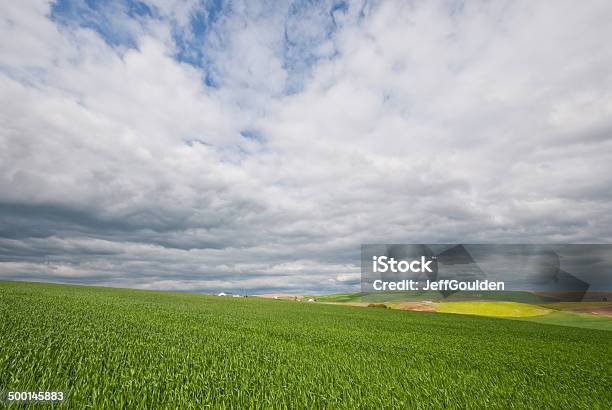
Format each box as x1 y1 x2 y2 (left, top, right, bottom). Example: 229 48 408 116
1 1 612 292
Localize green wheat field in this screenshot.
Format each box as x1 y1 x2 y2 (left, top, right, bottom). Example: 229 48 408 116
1 281 611 408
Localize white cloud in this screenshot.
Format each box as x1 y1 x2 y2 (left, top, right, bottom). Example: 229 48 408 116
1 0 612 292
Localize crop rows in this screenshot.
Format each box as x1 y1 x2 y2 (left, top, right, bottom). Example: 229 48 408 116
1 281 611 408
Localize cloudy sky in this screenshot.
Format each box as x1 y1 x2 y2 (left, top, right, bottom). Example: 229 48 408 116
1 0 611 293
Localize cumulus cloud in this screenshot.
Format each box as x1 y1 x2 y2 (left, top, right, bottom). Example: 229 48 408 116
1 0 612 292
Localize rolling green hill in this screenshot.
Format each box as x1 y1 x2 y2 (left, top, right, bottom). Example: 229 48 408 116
514 310 612 331
313 291 612 331
1 281 611 408
310 290 559 303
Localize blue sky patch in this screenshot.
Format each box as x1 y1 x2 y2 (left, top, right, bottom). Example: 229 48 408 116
240 130 265 142
51 0 153 48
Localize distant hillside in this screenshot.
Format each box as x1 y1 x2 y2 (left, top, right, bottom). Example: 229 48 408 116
310 290 560 303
